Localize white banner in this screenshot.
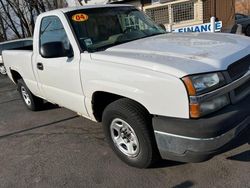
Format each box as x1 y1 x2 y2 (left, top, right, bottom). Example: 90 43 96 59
173 21 223 33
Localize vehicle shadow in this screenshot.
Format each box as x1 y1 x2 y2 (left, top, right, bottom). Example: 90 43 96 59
172 180 195 188
150 159 185 169
227 150 250 162
41 102 60 111
216 126 250 161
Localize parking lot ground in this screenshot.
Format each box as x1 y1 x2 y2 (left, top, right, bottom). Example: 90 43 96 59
0 74 250 188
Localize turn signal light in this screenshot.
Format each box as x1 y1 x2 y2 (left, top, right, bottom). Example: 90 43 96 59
190 104 201 118
182 77 196 96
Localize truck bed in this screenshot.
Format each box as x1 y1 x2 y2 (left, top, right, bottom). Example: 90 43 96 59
2 50 38 94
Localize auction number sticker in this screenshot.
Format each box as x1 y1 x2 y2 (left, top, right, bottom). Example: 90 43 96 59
72 13 88 22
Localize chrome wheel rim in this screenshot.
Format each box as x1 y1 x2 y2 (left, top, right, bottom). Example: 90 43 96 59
21 86 31 106
0 65 6 75
110 118 140 157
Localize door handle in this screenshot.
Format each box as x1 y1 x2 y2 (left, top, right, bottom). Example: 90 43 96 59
37 63 44 70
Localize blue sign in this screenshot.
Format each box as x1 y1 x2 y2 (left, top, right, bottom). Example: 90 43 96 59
174 21 223 33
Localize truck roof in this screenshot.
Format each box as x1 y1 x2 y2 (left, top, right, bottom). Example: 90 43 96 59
51 4 133 14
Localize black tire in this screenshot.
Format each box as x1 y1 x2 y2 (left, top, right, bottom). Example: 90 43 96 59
102 98 159 168
245 25 250 36
17 79 43 111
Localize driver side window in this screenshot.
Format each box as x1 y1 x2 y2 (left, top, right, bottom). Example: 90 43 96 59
40 16 71 53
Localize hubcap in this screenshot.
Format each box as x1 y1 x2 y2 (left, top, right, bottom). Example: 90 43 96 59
21 86 31 106
0 65 6 75
110 118 140 157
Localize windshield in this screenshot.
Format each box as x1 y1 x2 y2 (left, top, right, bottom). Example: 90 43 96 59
66 6 166 52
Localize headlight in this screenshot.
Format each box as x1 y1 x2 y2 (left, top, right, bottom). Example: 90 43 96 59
182 72 229 118
182 72 226 95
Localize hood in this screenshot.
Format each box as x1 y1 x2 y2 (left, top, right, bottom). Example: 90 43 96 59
91 32 250 78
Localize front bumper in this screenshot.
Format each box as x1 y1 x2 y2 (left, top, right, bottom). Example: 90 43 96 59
153 95 250 163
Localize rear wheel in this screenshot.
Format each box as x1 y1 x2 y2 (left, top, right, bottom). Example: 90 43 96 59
17 79 43 111
102 98 159 168
0 65 7 75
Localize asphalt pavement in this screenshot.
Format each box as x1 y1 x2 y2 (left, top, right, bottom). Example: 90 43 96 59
0 74 250 188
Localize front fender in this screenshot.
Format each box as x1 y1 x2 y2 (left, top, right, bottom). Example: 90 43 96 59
81 59 189 120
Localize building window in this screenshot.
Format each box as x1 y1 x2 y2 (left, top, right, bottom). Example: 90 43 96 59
172 1 195 23
145 0 196 25
145 5 169 24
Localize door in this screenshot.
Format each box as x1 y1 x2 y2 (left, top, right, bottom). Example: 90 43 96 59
34 16 88 117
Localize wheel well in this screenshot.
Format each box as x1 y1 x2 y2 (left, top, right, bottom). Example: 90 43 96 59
92 92 123 122
92 91 150 122
10 70 22 83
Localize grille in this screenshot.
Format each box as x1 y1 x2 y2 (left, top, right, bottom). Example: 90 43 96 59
145 6 169 24
228 54 250 80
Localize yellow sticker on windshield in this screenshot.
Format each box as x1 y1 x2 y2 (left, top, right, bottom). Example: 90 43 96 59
72 13 88 22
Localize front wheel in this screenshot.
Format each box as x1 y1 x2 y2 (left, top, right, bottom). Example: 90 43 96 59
102 98 159 168
17 79 44 111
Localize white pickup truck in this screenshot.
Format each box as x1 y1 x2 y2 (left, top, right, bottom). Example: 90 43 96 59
3 5 250 168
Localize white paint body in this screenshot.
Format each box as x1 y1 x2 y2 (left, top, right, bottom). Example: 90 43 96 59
2 5 250 121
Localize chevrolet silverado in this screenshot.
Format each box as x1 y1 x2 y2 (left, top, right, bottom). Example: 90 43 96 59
2 5 250 168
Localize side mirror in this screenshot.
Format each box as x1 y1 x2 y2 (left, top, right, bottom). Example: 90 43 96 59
158 23 166 31
40 42 73 58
